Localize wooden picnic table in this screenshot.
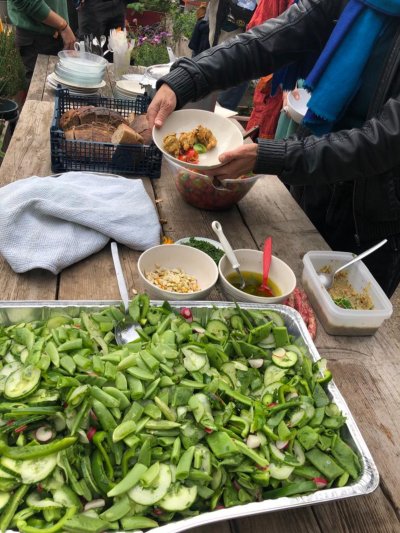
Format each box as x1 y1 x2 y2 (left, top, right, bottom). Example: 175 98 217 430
0 54 399 533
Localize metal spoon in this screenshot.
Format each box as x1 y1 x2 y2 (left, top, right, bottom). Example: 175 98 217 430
318 239 388 290
110 242 141 344
212 221 245 289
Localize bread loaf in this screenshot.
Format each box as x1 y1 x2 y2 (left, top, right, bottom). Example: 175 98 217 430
60 106 128 132
129 114 152 145
60 106 95 130
64 123 116 143
111 124 144 145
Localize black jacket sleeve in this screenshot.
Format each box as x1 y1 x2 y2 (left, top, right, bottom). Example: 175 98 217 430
158 0 340 108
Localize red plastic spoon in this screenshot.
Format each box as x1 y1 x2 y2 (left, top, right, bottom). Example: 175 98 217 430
259 237 273 296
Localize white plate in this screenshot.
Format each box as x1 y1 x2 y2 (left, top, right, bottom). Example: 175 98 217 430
116 80 145 95
175 236 224 250
152 109 243 170
50 72 106 89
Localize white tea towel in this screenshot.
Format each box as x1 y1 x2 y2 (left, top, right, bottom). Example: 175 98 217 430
0 172 161 274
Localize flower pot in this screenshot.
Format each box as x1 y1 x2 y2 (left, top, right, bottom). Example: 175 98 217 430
0 98 18 121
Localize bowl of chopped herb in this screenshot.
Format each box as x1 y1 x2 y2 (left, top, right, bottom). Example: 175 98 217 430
175 237 224 265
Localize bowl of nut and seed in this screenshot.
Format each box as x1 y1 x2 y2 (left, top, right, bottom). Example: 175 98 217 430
137 244 219 300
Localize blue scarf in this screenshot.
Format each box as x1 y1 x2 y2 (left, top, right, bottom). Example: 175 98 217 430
274 0 400 135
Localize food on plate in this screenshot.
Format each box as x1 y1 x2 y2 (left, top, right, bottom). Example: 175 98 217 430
284 287 317 339
320 268 374 310
163 133 180 157
128 114 152 145
145 266 199 293
111 123 144 145
226 270 281 298
163 125 217 163
0 296 362 531
175 170 255 210
182 237 224 264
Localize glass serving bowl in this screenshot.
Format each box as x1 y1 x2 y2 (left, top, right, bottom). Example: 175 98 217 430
165 156 259 211
58 50 108 70
55 64 104 85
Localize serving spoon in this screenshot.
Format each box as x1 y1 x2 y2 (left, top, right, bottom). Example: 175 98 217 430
259 236 273 296
212 220 245 289
318 239 388 290
110 242 141 344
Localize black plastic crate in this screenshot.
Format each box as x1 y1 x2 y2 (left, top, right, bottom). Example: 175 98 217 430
50 89 162 178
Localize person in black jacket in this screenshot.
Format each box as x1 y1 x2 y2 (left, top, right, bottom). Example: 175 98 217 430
147 0 400 297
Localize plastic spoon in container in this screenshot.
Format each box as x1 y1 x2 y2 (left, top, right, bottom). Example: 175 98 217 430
111 242 141 344
212 220 245 289
318 238 388 290
259 236 273 296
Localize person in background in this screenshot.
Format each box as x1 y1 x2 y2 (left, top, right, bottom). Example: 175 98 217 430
245 0 293 139
207 0 257 111
148 0 400 297
188 4 210 57
7 0 75 82
77 0 126 43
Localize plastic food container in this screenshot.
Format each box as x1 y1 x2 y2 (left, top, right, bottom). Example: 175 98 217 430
302 251 393 336
165 156 258 210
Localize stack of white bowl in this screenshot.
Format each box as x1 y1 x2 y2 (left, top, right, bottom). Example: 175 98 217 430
47 50 108 95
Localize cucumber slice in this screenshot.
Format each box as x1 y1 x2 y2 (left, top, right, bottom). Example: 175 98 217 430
262 310 284 327
269 463 294 480
0 361 22 379
206 319 229 341
271 348 298 368
182 346 208 372
128 463 171 505
26 492 63 510
159 484 197 511
4 365 41 399
2 454 58 484
269 443 286 462
0 492 10 511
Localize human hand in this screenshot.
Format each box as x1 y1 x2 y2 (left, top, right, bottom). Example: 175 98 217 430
207 143 258 181
147 84 177 129
61 26 76 50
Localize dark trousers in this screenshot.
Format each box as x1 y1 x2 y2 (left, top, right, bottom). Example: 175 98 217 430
15 27 63 82
78 0 126 40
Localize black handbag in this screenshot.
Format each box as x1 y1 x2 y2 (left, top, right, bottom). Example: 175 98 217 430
227 0 257 28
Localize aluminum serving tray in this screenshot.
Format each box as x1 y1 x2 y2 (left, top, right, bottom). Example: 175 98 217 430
0 300 379 533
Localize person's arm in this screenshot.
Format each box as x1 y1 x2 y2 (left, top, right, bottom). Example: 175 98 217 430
210 94 400 186
9 0 75 49
160 0 340 109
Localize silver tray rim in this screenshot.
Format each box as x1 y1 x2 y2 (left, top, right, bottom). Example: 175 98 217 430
0 300 379 533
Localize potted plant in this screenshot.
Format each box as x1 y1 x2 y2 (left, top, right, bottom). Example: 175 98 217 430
128 22 171 66
0 22 26 106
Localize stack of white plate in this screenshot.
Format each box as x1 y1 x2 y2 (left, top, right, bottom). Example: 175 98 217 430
46 72 106 96
114 80 145 100
47 50 108 95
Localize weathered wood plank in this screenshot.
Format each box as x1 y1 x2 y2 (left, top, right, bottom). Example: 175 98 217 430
230 506 320 533
42 55 59 102
26 54 49 101
314 489 400 532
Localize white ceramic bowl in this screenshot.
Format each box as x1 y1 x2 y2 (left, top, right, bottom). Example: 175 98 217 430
219 249 296 304
287 88 311 124
152 109 243 170
138 244 219 300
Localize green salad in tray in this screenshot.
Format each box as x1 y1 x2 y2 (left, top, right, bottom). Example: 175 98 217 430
0 296 361 533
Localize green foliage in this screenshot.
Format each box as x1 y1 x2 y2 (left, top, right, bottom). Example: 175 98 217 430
0 27 26 97
127 0 179 13
172 10 197 42
131 42 169 66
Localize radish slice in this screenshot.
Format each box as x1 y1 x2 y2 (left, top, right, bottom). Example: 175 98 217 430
84 499 105 511
192 325 205 334
276 440 289 450
249 359 264 369
246 435 261 448
35 427 54 442
313 477 328 489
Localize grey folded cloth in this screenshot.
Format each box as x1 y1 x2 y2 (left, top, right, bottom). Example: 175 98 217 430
0 172 161 274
